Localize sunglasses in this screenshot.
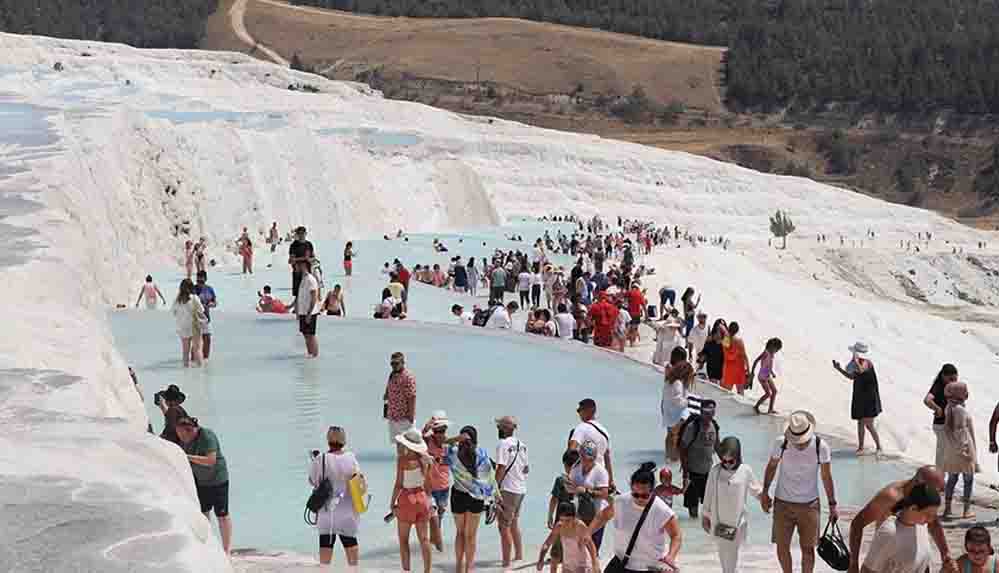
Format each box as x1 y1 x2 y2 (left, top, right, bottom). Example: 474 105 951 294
433 428 447 434
178 416 199 427
329 425 344 432
721 457 737 465
631 491 651 500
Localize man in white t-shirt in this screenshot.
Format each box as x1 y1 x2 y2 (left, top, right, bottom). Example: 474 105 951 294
589 465 681 572
760 411 838 573
486 301 518 329
686 310 710 360
553 303 576 340
568 398 615 492
495 416 529 568
295 260 320 358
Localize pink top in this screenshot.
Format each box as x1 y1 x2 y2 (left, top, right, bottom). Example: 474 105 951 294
758 352 774 381
426 440 450 492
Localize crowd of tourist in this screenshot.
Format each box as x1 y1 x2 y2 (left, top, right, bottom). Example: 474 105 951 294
136 216 999 573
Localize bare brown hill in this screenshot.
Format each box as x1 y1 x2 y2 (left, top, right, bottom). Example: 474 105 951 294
238 0 725 112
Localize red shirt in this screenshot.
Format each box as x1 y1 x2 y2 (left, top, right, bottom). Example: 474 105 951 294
385 369 416 421
425 439 451 492
627 289 646 319
588 299 617 346
398 267 411 288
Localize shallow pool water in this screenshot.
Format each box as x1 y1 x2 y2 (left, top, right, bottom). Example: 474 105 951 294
317 127 422 148
113 221 916 571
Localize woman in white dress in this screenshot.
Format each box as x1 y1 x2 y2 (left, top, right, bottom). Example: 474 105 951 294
309 426 362 568
861 483 941 573
702 437 763 573
170 278 206 368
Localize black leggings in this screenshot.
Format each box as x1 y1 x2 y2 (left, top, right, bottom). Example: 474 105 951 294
519 290 530 307
531 285 541 308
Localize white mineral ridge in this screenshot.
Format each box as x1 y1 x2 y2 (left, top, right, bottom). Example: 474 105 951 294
1 32 998 572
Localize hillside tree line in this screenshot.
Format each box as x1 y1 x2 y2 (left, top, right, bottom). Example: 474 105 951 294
290 0 999 113
0 0 217 49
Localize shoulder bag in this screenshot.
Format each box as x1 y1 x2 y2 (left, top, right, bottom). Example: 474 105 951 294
711 469 740 541
604 497 655 573
305 454 333 525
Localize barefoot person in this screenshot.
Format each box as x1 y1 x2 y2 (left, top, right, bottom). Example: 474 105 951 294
171 279 206 368
344 242 356 277
176 416 233 556
392 429 434 573
295 260 320 358
588 462 683 572
751 338 783 414
832 342 883 455
760 411 838 573
536 502 600 573
957 527 997 573
194 271 218 362
444 426 499 573
860 484 941 573
322 284 346 317
309 426 362 568
423 412 452 552
846 466 953 573
702 437 763 573
495 416 529 569
135 275 167 309
720 322 749 395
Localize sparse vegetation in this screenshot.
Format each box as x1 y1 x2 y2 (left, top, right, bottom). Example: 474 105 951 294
769 210 796 249
0 0 217 48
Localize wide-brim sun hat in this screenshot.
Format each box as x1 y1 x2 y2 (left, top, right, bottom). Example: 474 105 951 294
784 410 817 446
395 428 428 454
848 341 870 355
161 384 186 403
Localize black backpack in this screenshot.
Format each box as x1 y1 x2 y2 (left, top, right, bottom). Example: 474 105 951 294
305 454 333 524
677 414 720 452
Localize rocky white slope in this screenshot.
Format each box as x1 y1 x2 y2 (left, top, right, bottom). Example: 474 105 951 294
2 32 999 572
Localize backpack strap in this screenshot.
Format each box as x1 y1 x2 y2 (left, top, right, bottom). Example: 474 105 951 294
779 436 822 463
586 421 610 444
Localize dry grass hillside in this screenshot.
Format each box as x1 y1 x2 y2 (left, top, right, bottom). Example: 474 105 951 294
202 0 999 225
240 0 725 111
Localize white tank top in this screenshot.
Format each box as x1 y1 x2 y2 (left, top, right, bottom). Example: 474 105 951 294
402 466 424 489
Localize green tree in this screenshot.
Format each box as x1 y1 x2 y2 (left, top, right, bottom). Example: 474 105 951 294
769 210 796 249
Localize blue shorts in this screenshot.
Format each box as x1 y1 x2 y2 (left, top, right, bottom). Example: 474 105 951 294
432 489 450 513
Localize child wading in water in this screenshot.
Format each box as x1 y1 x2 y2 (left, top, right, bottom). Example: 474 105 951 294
536 502 600 573
958 526 997 573
750 338 782 415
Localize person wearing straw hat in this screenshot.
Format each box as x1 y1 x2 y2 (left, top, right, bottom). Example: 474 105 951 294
392 428 434 573
422 411 452 551
833 342 883 455
760 410 838 573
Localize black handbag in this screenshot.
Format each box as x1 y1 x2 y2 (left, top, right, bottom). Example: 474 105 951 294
817 520 850 571
604 497 655 573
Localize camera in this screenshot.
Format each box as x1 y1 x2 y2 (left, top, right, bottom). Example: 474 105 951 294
153 391 163 406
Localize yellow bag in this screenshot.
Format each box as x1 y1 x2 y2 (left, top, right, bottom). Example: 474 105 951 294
348 473 369 514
